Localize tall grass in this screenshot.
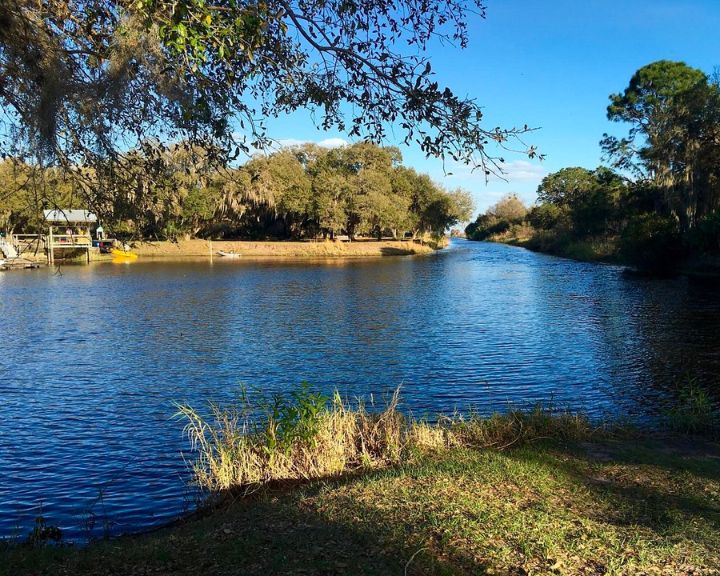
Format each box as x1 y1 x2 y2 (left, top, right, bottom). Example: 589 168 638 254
664 377 719 436
176 384 594 493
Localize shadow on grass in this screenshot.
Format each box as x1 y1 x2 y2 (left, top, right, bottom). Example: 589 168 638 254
2 469 486 576
505 438 720 534
5 439 720 576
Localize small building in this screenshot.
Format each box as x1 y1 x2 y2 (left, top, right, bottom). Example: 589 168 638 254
44 209 97 263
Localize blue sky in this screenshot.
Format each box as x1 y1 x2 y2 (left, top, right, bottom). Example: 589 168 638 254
261 0 720 216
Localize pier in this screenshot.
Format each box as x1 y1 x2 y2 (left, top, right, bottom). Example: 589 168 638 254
0 209 107 270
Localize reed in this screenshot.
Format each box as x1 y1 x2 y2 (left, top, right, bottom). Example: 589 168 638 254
176 385 595 493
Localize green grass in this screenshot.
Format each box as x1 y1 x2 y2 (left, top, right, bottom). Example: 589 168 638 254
4 437 720 575
4 386 719 575
513 231 622 264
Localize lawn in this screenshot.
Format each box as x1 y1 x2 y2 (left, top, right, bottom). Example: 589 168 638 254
4 437 719 575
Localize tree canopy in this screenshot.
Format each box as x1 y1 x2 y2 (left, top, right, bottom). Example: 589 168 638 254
0 0 537 218
602 60 720 231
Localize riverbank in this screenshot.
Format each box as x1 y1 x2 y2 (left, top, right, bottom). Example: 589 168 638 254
11 238 442 265
472 228 720 280
472 227 621 265
131 238 441 258
4 434 719 575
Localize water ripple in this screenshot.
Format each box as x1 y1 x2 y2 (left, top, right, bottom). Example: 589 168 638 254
1 240 719 541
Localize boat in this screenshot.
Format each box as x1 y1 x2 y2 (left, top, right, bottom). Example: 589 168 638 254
217 250 241 258
111 248 138 259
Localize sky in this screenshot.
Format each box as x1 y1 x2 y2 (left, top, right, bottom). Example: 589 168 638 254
258 0 720 217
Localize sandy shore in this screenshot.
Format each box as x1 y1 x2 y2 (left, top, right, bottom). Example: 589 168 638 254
129 239 438 258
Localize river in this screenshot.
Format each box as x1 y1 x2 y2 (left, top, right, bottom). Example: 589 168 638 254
1 239 719 541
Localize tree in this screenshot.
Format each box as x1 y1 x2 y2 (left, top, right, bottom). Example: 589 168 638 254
0 0 538 218
269 152 313 237
536 167 597 207
526 203 567 231
422 187 473 235
0 159 80 234
488 193 527 222
534 167 626 238
602 60 720 230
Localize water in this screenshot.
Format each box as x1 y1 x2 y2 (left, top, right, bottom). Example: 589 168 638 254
1 239 719 541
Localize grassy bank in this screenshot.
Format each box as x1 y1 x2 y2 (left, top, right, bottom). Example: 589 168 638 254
4 386 719 575
4 436 719 575
477 226 622 264
130 238 440 258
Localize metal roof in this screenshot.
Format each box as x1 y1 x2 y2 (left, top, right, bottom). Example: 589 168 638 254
43 209 98 223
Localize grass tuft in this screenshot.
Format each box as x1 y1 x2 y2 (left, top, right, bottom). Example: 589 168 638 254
664 377 719 436
177 386 596 494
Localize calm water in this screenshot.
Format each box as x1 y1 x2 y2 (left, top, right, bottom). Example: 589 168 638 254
1 239 719 541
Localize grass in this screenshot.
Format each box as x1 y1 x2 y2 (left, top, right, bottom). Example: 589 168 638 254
4 438 719 575
3 387 719 575
129 238 438 258
664 377 719 436
173 385 594 493
506 230 622 264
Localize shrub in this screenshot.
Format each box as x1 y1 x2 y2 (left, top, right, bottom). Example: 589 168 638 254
620 213 684 269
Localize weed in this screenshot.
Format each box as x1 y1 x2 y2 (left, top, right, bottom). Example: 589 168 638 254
26 516 62 546
664 377 718 435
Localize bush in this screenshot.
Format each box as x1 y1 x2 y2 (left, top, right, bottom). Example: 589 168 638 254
689 210 720 253
620 213 684 269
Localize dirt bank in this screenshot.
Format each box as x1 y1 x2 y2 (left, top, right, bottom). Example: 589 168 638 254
130 239 438 258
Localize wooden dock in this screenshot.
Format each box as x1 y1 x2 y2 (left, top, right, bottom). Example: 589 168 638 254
0 258 43 271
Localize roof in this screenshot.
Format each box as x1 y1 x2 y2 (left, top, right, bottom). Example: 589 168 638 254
43 209 97 223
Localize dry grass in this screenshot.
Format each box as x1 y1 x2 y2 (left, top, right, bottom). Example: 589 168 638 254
130 238 436 258
176 386 595 494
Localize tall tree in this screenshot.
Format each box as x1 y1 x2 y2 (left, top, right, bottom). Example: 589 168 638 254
602 60 720 230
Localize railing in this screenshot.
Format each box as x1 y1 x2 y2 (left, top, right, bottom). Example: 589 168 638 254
49 234 92 247
12 234 45 256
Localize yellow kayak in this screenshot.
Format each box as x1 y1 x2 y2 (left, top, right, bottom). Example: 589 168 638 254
111 248 138 259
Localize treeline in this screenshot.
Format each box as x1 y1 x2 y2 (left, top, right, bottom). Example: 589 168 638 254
0 142 472 241
466 60 720 270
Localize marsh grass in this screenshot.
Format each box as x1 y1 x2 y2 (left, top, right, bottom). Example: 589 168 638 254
176 385 596 493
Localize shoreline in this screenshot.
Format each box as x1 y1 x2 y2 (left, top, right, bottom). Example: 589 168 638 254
19 238 443 264
130 238 440 258
4 430 719 575
467 235 720 280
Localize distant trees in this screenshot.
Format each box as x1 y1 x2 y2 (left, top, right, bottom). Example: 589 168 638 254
465 193 528 241
467 60 720 270
0 143 471 240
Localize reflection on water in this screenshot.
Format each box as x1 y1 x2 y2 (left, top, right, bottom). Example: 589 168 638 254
1 239 719 540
